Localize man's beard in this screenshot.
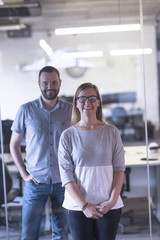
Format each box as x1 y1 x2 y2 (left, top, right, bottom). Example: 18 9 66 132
41 89 59 100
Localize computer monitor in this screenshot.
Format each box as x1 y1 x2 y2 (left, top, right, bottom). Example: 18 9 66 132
101 92 136 104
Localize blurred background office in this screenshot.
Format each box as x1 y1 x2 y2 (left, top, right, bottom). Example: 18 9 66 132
1 0 160 239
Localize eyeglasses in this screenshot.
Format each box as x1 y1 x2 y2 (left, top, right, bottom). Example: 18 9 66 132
77 95 99 103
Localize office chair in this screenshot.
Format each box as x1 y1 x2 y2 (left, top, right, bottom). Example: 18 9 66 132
111 107 128 139
119 167 133 233
0 120 13 153
0 158 22 228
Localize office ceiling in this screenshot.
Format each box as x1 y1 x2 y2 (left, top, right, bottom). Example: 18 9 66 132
0 0 160 33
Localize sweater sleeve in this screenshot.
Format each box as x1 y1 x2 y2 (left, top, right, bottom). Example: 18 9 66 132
112 127 125 172
58 130 76 187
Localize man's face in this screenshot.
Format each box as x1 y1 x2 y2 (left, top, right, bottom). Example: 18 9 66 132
39 71 61 100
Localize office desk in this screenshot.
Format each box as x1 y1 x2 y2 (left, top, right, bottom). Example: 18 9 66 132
103 108 143 123
1 153 26 166
0 153 25 188
124 145 160 221
0 153 51 231
2 149 160 223
125 145 160 166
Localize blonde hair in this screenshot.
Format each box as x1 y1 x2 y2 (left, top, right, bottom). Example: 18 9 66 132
71 82 104 125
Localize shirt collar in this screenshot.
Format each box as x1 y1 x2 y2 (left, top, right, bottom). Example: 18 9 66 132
39 97 44 109
38 96 61 111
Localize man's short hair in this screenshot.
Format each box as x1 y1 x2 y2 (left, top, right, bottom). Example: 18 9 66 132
38 66 60 81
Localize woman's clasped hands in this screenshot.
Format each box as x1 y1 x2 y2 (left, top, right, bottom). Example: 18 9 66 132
83 203 103 219
83 200 112 219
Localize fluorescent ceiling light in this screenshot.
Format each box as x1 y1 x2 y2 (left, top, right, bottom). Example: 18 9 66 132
62 51 103 58
110 48 152 56
55 24 141 35
39 39 53 56
0 23 26 31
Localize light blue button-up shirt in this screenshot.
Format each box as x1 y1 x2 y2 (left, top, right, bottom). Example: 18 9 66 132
11 97 72 184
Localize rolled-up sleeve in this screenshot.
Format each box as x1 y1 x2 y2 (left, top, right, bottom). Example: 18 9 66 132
58 131 75 186
11 105 26 135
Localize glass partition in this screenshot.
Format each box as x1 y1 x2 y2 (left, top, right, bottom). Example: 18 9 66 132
0 0 160 239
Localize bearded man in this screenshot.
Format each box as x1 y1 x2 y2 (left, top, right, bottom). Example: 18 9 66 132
10 66 72 240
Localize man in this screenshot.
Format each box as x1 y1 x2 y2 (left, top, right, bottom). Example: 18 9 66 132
10 66 72 240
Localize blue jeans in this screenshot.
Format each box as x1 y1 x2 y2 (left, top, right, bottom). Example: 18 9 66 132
21 181 68 240
66 208 121 240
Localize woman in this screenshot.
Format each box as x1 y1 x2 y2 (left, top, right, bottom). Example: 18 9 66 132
58 82 125 240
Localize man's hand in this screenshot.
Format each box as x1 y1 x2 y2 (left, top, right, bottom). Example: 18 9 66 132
22 171 39 185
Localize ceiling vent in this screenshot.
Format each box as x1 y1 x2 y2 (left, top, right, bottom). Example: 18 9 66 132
0 1 41 18
7 24 31 38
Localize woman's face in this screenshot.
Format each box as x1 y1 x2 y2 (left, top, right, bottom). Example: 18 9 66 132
76 88 100 117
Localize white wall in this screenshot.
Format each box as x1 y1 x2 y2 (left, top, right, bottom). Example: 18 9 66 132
0 25 159 125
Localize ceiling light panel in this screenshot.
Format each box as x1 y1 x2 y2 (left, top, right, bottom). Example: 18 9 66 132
62 51 103 58
110 48 152 56
39 39 53 56
55 24 141 35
